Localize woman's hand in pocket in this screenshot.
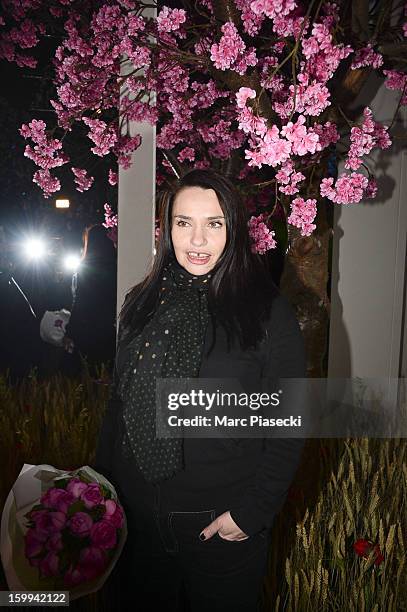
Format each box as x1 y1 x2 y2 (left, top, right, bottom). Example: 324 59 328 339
199 511 249 542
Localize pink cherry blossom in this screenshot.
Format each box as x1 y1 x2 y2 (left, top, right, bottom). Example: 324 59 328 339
287 197 317 236
82 117 118 156
351 45 383 70
236 87 256 109
157 7 186 33
210 22 257 75
108 169 118 186
190 79 230 109
32 169 61 198
237 106 268 137
280 115 321 156
276 161 305 195
103 202 118 246
250 0 296 21
345 107 391 171
1 0 404 231
365 177 378 199
287 75 331 117
320 172 369 204
20 119 68 176
235 0 265 36
103 203 118 229
248 214 277 254
115 134 143 169
177 147 195 163
246 125 292 168
72 167 94 192
383 70 407 105
311 122 340 149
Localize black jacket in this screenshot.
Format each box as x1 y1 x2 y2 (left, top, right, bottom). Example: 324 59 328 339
94 290 306 537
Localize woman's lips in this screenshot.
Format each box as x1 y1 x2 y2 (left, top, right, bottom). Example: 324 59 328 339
186 252 211 265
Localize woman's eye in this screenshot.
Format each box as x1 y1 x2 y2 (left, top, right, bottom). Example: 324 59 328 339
176 220 189 227
209 221 223 228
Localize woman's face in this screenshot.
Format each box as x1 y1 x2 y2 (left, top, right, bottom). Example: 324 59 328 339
171 186 227 275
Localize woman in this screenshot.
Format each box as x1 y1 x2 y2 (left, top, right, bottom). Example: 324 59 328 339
94 169 306 611
64 223 117 376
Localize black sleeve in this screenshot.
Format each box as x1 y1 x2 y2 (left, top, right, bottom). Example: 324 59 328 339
229 294 307 536
93 375 122 482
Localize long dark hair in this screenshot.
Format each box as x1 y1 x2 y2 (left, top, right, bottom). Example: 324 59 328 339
120 168 279 352
80 224 116 265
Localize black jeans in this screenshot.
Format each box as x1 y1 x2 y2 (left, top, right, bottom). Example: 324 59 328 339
108 452 270 612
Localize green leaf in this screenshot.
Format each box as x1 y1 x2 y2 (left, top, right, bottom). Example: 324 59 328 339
67 500 86 517
78 470 93 483
100 484 111 499
53 478 70 489
28 504 44 515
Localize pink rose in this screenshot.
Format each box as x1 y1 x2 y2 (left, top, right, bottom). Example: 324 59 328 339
103 500 124 529
41 488 75 513
63 564 86 588
39 551 60 578
90 520 117 550
34 511 66 539
80 483 103 509
25 528 45 558
78 546 108 580
30 510 51 538
66 478 88 498
45 532 63 552
69 512 93 537
41 487 66 507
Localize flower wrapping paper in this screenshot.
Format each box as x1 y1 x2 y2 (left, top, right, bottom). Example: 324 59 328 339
0 464 127 600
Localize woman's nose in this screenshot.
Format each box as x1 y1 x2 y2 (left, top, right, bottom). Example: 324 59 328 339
190 226 207 247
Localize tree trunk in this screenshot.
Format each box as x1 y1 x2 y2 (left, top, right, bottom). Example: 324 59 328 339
279 199 332 378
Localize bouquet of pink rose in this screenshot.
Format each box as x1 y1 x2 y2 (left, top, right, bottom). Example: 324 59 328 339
0 464 127 600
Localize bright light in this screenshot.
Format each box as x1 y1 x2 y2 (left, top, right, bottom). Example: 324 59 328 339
23 238 47 260
63 254 81 272
56 198 70 209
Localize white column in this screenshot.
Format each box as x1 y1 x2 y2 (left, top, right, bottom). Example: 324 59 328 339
117 122 155 312
116 8 156 315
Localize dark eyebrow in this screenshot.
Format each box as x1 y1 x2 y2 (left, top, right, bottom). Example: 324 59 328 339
173 214 225 220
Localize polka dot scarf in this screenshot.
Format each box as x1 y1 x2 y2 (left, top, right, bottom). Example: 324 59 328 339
116 256 212 484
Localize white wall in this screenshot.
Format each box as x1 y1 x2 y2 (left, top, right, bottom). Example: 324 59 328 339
328 75 407 380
